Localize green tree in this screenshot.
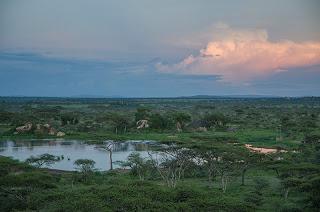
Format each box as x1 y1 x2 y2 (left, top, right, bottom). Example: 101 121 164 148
119 152 151 180
110 114 130 134
149 113 171 130
237 150 262 186
60 113 79 125
74 159 96 182
135 107 151 122
198 150 219 188
25 154 60 168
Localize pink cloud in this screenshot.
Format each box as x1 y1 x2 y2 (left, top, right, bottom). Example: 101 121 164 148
157 26 320 82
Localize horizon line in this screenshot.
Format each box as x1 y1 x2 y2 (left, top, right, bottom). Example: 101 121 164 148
1 95 320 99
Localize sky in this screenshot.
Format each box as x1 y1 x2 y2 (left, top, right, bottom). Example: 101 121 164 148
0 0 320 97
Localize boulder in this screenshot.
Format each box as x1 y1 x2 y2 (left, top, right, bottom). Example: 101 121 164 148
48 127 57 135
56 131 65 137
196 127 207 132
136 120 149 129
227 127 237 132
16 122 33 133
176 122 182 132
36 124 42 130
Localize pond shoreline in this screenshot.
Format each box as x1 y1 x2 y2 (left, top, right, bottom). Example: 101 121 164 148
0 132 176 145
0 155 129 174
0 139 160 171
40 167 130 174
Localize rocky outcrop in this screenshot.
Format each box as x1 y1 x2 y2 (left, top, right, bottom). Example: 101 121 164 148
136 120 149 129
16 122 63 136
15 122 33 133
48 128 57 135
35 123 57 135
227 127 237 132
189 120 207 129
196 127 207 132
176 122 182 132
56 131 65 137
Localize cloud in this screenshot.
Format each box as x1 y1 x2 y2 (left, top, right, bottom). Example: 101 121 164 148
157 24 320 82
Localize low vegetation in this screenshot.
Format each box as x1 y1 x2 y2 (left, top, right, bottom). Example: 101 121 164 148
0 97 319 211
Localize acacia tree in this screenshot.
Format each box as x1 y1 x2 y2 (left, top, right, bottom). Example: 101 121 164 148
119 152 151 180
266 146 320 200
25 154 60 168
237 149 262 186
97 141 114 170
197 150 219 188
148 147 194 188
214 151 239 193
278 162 319 200
74 159 96 182
197 144 241 191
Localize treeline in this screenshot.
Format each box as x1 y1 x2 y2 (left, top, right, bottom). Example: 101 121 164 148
0 107 231 135
0 98 319 139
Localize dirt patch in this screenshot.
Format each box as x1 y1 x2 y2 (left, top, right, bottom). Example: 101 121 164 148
245 144 287 154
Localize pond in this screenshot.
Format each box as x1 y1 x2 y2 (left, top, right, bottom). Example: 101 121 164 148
0 139 161 171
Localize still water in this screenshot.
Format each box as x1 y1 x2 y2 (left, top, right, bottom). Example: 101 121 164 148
0 139 160 171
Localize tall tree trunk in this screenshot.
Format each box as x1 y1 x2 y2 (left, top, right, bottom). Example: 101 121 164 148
284 187 290 200
241 168 247 186
109 150 113 170
221 176 228 193
208 169 213 188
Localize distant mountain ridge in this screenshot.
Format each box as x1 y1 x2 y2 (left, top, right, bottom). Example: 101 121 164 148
1 95 319 100
176 95 279 99
71 94 124 98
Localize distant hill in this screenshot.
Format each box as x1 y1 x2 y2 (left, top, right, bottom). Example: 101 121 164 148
71 95 124 98
176 95 279 99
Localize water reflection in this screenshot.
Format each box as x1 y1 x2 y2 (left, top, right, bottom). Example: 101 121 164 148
0 139 160 171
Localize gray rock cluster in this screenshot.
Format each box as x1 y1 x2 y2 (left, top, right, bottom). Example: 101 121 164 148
15 122 65 137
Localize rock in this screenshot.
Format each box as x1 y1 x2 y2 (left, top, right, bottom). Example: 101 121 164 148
39 123 57 135
36 124 41 130
34 123 55 135
189 120 207 129
16 122 33 133
16 122 59 136
48 127 57 135
136 120 149 129
176 122 182 132
56 131 65 137
227 127 237 132
196 127 207 132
